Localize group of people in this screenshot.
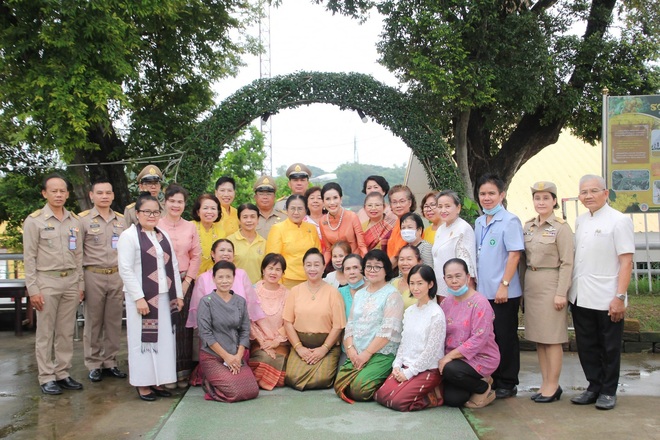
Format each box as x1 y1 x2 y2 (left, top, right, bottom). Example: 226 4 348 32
23 162 633 412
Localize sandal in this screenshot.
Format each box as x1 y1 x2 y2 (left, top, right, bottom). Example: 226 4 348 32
464 384 496 409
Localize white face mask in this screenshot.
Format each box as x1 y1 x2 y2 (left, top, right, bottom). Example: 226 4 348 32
401 229 417 243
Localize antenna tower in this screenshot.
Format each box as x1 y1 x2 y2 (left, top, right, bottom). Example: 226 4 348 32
259 2 273 175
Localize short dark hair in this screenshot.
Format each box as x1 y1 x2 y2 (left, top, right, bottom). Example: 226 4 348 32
211 238 234 254
304 186 324 215
285 194 306 209
342 253 363 271
215 176 236 190
362 176 390 195
363 249 394 281
135 193 159 211
398 244 421 262
213 260 236 276
90 178 112 192
261 253 287 275
420 191 440 213
303 247 324 265
400 212 424 231
164 183 189 202
443 257 470 276
191 194 222 222
321 182 343 199
408 264 438 299
476 173 505 193
237 203 259 218
42 173 70 191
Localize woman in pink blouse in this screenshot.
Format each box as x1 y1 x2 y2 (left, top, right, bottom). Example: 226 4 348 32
438 258 500 409
159 184 202 388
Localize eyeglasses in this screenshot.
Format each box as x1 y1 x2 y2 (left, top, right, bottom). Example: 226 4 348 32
579 188 606 197
138 210 161 217
365 204 384 209
288 206 306 212
365 265 384 272
141 181 160 187
390 198 409 206
422 203 437 211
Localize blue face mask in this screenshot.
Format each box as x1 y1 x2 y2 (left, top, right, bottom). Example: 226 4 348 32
483 204 503 216
348 278 365 290
447 284 469 297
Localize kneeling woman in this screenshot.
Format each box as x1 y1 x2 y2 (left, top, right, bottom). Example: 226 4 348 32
376 264 446 411
438 258 499 408
249 253 290 390
197 261 259 402
283 248 346 390
335 249 404 403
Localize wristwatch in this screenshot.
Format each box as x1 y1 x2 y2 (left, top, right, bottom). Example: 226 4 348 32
615 293 626 301
501 280 510 287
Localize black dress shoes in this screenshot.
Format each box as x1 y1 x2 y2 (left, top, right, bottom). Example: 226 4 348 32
595 394 617 410
495 386 517 399
41 381 63 395
89 369 103 382
136 388 157 402
570 390 598 405
534 386 562 403
104 367 128 379
150 386 172 397
530 392 541 401
57 377 83 390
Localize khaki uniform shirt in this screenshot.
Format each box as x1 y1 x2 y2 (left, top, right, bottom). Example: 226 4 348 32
79 207 126 268
256 209 288 239
23 204 84 296
522 213 574 297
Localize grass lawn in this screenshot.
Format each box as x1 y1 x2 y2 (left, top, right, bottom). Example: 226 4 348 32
626 294 659 331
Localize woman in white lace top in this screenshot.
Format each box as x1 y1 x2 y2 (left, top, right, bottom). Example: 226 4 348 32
375 264 446 411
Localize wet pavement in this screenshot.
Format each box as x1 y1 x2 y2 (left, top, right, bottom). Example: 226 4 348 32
0 328 658 439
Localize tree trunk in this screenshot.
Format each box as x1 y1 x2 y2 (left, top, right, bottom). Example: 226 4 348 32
454 109 474 200
69 122 131 213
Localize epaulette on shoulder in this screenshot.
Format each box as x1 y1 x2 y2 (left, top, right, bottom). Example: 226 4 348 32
526 217 536 223
70 212 80 219
29 209 42 218
125 202 136 209
78 210 91 217
554 217 566 224
115 212 124 218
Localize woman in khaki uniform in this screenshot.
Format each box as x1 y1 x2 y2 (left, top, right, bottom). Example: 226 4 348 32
523 181 574 403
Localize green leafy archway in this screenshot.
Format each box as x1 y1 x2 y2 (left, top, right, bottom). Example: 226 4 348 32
178 71 462 198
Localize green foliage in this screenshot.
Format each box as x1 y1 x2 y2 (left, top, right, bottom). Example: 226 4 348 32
334 162 406 207
179 71 465 204
316 0 660 188
208 126 266 206
0 0 260 207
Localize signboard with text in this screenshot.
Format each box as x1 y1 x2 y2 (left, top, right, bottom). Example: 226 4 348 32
605 95 660 213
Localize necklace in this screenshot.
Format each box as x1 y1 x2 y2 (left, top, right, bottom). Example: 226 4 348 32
307 281 322 300
325 208 344 231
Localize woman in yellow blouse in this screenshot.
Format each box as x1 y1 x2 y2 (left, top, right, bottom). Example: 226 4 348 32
192 194 226 276
420 191 441 245
228 203 266 284
214 176 239 236
266 195 321 289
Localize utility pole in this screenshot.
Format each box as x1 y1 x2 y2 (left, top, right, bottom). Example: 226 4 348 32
259 1 273 175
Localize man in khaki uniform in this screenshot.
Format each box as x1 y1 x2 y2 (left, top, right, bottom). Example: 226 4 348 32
23 174 84 395
79 179 128 382
254 175 287 239
274 163 312 212
124 164 164 226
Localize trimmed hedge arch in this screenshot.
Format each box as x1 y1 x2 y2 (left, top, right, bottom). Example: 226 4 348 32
178 71 463 198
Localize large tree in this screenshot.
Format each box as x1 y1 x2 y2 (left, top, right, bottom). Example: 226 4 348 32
0 0 259 211
317 0 660 196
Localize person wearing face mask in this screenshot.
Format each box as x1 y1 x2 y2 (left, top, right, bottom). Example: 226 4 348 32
399 212 433 267
324 241 351 288
438 258 499 409
474 173 524 400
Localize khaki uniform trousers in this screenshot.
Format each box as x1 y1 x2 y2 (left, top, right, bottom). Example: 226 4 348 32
83 270 124 370
35 272 79 384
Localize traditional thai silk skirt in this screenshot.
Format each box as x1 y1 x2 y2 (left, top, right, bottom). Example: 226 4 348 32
335 353 395 403
199 349 259 403
248 340 289 390
285 332 340 391
375 367 443 411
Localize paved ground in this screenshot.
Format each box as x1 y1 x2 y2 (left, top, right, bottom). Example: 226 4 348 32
0 328 658 439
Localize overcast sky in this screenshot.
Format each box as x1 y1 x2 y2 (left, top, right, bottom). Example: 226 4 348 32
214 2 411 177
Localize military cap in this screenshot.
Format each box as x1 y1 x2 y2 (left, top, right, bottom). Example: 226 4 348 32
286 163 312 180
530 181 558 195
137 164 163 183
254 175 277 192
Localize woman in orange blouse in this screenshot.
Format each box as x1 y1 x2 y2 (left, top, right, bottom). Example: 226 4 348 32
319 182 367 264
